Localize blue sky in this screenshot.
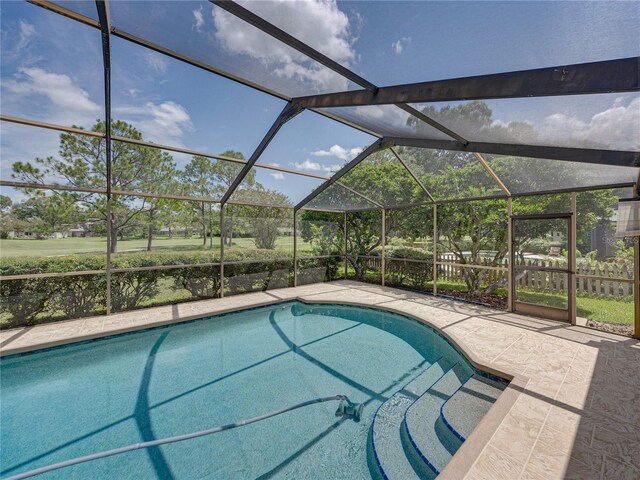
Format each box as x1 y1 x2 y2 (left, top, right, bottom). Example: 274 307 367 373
1 1 639 203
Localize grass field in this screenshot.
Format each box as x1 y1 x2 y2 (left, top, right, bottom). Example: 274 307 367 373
517 290 634 325
0 236 314 258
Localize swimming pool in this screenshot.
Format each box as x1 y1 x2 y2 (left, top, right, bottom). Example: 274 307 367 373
1 302 507 479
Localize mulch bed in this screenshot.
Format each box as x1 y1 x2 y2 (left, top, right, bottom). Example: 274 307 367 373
585 319 633 337
433 289 507 310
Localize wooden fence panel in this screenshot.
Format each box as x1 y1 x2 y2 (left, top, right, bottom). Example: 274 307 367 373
365 255 633 298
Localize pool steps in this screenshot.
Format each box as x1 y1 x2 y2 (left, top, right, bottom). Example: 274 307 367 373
369 357 452 480
369 360 504 479
440 374 504 442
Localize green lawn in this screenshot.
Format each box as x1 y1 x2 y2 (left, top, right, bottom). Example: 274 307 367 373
0 236 314 258
517 290 634 325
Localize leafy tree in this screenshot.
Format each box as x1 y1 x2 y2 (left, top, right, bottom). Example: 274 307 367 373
436 199 508 292
344 210 382 278
12 120 177 252
182 155 221 246
182 152 250 247
215 151 253 247
10 193 78 237
229 189 291 250
0 195 12 213
299 211 343 256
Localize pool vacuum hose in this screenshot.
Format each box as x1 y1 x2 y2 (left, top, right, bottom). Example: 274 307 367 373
7 394 363 480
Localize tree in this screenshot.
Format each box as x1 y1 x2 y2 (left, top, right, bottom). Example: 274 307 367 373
10 193 78 237
213 151 253 247
12 120 177 252
345 210 382 279
229 188 291 250
0 195 14 238
299 211 343 256
0 195 12 213
182 156 223 246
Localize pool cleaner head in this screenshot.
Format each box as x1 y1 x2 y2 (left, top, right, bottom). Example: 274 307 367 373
335 398 364 422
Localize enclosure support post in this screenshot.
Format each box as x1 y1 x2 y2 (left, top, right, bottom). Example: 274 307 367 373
344 212 348 279
381 209 386 286
507 198 514 312
220 207 225 298
569 192 577 324
293 210 298 287
433 204 438 296
96 0 112 315
634 236 639 339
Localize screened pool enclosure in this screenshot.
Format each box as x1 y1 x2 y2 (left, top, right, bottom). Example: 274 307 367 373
0 1 638 336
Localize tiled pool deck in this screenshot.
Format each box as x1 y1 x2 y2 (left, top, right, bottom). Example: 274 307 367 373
1 280 638 480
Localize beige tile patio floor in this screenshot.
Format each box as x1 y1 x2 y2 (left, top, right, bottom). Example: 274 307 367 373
1 280 638 480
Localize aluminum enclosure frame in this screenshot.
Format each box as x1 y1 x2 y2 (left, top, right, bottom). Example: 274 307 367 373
0 0 637 336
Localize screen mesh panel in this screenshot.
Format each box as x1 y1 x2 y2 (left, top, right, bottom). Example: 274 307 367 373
109 1 354 97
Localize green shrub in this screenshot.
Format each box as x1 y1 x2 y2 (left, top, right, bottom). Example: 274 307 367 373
224 260 293 295
297 257 341 285
54 274 107 319
0 251 297 328
172 265 220 299
0 278 49 326
383 247 433 289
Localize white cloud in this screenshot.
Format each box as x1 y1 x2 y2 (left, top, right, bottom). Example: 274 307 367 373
142 50 168 74
392 37 410 55
269 162 281 167
540 97 640 150
3 67 101 123
270 172 285 181
312 144 363 161
354 104 416 133
212 0 356 93
115 101 192 146
193 6 205 31
16 21 36 53
2 20 37 61
291 159 341 173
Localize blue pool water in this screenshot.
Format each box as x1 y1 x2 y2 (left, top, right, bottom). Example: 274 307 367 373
1 302 505 479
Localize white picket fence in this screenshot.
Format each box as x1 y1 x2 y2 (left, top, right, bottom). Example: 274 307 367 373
365 253 634 297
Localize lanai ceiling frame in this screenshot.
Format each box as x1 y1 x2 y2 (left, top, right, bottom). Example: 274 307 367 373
209 0 510 209
209 0 481 206
22 0 640 212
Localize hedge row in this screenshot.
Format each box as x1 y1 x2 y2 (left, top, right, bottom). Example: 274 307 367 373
1 248 430 329
0 248 291 276
0 250 295 329
0 250 293 328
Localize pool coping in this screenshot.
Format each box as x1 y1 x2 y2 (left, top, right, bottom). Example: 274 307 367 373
0 282 528 480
